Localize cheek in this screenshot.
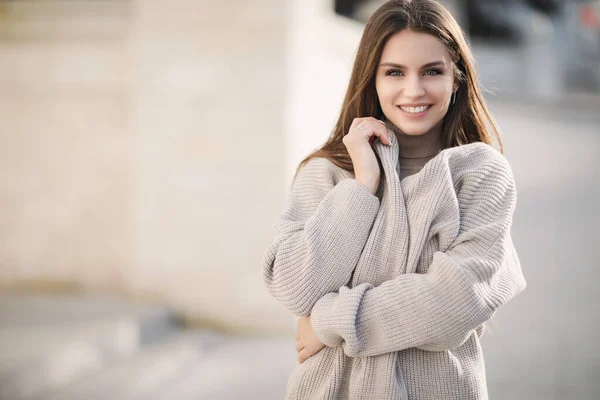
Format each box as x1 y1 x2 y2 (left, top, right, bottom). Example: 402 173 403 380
376 80 396 102
424 82 452 102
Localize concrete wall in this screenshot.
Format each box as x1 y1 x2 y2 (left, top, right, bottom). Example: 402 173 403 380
0 0 289 333
285 0 362 180
0 1 132 290
128 0 286 332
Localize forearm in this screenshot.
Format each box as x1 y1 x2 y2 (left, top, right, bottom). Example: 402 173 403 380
311 237 524 357
263 178 380 316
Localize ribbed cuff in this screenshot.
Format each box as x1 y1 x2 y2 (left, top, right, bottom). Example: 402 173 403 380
311 282 375 354
311 291 342 348
326 178 380 218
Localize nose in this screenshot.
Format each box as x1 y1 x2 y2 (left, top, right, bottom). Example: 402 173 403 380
403 75 425 98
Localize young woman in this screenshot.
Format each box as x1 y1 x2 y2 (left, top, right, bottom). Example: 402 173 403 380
262 1 527 399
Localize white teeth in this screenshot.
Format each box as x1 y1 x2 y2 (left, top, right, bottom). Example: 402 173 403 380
400 105 430 113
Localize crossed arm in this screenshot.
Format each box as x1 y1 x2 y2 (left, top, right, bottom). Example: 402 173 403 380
263 156 526 357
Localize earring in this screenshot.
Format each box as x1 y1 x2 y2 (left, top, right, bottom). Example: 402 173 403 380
451 91 457 105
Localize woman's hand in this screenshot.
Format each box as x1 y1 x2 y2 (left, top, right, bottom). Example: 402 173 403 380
295 314 325 364
343 117 392 195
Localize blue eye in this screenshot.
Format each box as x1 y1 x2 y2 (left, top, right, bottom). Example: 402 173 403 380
424 69 442 76
386 70 402 76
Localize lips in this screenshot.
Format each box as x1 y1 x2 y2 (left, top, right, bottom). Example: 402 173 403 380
397 104 432 118
399 105 431 113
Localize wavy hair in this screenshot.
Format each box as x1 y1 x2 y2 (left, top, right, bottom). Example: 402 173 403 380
295 0 502 179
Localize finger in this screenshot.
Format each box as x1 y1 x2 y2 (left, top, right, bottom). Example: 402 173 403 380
358 121 391 145
298 347 311 364
367 117 385 126
294 317 303 341
362 117 386 128
349 117 363 131
355 117 378 131
295 340 304 353
374 125 392 145
379 129 393 145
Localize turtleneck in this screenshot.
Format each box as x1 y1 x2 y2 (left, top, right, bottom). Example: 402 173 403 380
384 119 444 181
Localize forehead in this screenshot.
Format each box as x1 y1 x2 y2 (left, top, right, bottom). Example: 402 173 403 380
380 29 451 65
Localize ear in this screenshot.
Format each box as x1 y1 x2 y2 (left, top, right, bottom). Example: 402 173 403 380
453 82 459 93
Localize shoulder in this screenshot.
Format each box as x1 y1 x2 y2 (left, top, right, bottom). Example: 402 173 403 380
444 142 515 185
284 157 355 218
444 142 511 171
293 157 352 190
443 143 517 208
296 157 341 176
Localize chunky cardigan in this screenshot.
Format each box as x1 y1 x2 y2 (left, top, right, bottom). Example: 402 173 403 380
262 133 527 400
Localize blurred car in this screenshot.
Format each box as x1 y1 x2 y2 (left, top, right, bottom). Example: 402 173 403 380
561 0 600 90
465 0 565 43
452 0 600 91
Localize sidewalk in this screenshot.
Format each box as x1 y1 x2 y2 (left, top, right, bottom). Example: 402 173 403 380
0 293 296 400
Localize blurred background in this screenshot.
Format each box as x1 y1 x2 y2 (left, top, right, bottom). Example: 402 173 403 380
0 0 598 398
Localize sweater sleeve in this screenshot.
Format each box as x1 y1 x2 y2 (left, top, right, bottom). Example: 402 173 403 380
261 158 380 317
310 155 527 357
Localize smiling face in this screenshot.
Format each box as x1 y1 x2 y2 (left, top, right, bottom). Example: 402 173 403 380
375 29 458 137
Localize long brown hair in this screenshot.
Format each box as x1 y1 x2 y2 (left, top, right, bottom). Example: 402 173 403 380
295 0 503 180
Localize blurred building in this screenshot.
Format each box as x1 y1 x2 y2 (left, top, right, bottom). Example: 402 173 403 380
0 0 287 334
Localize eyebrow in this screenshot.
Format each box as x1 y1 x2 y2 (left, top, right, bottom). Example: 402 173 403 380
379 61 446 69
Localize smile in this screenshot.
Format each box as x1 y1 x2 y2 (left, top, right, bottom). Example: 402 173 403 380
397 104 432 117
399 105 430 113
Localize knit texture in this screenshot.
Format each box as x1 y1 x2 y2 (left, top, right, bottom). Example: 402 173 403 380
262 133 527 400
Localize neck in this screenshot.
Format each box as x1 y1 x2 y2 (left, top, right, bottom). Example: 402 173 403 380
385 119 443 159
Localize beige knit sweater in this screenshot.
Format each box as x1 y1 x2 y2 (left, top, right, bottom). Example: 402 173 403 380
262 134 527 400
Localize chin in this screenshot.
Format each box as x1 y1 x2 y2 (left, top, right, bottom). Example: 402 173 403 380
388 120 432 136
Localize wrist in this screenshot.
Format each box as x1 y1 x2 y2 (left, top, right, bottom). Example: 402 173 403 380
354 176 378 195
